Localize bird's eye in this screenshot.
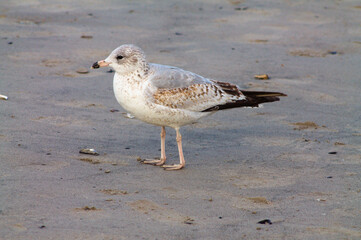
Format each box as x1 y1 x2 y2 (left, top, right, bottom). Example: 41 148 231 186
116 55 124 60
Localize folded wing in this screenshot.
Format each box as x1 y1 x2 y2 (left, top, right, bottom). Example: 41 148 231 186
147 64 286 112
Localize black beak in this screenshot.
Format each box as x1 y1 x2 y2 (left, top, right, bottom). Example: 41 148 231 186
91 62 100 69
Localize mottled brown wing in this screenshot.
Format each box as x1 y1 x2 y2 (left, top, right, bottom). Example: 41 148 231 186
152 83 237 112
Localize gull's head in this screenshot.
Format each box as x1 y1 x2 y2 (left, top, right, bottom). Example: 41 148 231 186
91 44 148 74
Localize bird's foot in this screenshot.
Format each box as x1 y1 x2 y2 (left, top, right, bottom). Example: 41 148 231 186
139 158 166 166
162 164 184 171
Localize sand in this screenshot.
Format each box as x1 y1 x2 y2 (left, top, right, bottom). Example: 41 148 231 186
0 0 360 239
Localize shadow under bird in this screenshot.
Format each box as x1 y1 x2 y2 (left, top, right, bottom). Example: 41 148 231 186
91 44 286 170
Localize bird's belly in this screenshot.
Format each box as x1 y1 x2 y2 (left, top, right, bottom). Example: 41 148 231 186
113 77 211 128
114 86 209 128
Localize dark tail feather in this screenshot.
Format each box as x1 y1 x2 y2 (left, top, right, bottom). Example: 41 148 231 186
241 90 287 98
202 90 287 112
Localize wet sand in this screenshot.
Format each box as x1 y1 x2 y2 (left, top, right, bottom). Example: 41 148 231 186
0 0 360 239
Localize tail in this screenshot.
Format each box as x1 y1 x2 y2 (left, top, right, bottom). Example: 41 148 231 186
241 90 287 106
202 90 287 112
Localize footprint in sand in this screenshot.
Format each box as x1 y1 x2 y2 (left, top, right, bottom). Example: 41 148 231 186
128 199 193 225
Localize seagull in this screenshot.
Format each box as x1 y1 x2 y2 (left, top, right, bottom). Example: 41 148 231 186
92 44 286 170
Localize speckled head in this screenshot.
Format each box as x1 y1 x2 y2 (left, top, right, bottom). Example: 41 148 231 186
92 44 149 75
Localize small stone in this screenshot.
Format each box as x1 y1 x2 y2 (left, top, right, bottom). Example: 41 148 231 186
79 148 99 156
82 206 97 211
122 112 135 119
104 170 111 173
254 74 270 80
235 7 248 11
328 51 338 55
257 219 272 225
81 35 93 39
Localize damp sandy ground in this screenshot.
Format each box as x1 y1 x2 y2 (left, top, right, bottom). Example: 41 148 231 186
0 1 360 239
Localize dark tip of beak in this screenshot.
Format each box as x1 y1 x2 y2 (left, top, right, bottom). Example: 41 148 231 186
91 62 100 69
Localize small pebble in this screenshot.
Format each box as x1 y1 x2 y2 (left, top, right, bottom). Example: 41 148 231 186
104 170 111 173
81 35 93 39
82 206 97 211
235 7 248 11
254 74 270 80
257 219 272 225
122 112 135 119
8 42 13 45
328 51 337 55
175 32 183 36
79 148 99 156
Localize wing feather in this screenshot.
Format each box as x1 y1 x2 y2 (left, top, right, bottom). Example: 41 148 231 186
149 64 212 89
146 63 247 112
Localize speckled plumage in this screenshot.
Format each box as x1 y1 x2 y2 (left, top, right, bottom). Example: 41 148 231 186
92 44 286 170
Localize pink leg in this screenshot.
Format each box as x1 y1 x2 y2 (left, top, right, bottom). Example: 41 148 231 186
162 128 185 170
140 126 166 166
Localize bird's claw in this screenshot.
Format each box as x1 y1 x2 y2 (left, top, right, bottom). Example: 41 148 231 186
139 158 166 166
162 164 184 171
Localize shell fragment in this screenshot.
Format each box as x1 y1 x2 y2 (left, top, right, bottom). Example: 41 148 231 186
79 148 99 156
0 94 8 100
